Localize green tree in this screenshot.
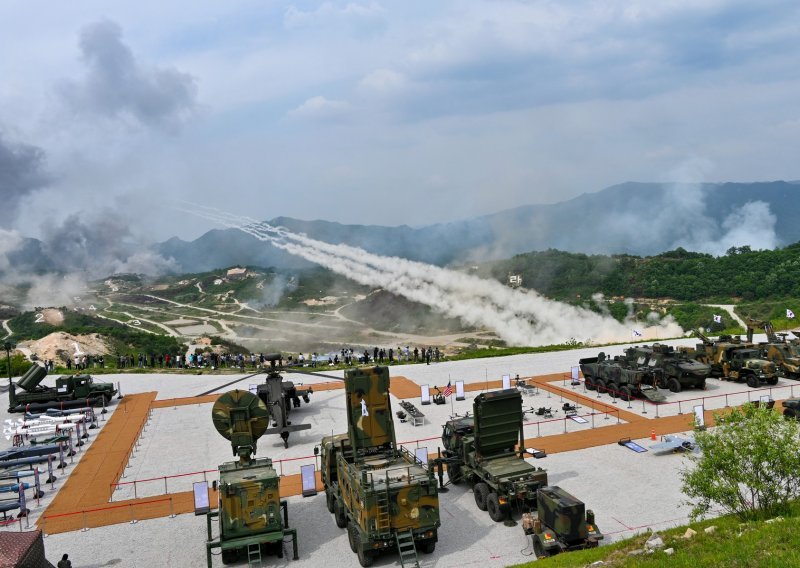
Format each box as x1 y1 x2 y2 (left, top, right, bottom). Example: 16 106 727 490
681 404 800 521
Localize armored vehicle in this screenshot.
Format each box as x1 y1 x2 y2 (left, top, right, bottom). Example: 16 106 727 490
523 486 602 557
319 366 440 567
204 390 298 566
623 343 710 392
256 353 312 448
439 389 549 521
579 353 666 402
8 365 117 413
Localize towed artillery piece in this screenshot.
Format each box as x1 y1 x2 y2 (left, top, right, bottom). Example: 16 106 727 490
318 366 440 567
204 390 298 566
747 318 800 379
8 364 117 413
686 329 778 388
523 486 602 558
437 389 549 522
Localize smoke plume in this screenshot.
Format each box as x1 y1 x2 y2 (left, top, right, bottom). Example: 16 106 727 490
0 133 49 224
189 207 683 347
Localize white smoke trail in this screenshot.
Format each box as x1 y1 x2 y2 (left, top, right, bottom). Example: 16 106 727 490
187 207 683 346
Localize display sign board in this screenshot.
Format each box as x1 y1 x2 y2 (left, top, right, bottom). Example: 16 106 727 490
502 375 511 390
455 380 466 401
760 394 771 404
193 481 210 516
571 366 581 384
249 384 258 394
301 464 317 497
693 405 705 429
420 384 431 405
415 447 428 465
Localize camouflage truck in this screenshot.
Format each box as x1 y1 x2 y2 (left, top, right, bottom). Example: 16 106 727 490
782 398 800 419
746 318 800 379
8 364 117 413
523 486 602 558
622 343 710 392
204 390 298 566
579 353 666 402
439 389 549 522
319 366 440 567
687 331 779 388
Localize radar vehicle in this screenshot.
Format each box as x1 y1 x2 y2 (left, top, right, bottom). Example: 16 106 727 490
318 366 440 567
204 389 298 566
438 389 549 521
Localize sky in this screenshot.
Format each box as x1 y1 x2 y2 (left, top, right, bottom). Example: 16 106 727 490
2 1 800 244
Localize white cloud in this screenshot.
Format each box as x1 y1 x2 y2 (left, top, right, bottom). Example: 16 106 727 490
287 96 352 121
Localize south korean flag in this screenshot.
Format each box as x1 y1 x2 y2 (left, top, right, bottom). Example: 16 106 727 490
713 314 722 324
788 309 796 319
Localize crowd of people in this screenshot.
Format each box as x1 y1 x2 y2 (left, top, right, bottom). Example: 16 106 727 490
50 345 444 372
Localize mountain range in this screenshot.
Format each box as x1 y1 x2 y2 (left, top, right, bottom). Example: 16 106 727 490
156 181 800 272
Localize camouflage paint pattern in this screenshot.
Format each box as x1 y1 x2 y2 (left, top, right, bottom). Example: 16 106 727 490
321 367 440 557
623 343 710 389
578 354 666 402
10 366 117 411
536 486 602 551
211 390 271 461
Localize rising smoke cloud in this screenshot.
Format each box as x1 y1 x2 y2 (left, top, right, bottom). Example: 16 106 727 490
0 133 49 224
188 206 683 347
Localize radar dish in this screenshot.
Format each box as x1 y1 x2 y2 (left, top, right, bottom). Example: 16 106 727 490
212 389 270 443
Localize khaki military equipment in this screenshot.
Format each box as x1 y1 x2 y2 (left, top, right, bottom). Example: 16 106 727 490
746 318 800 379
687 330 778 388
438 389 549 521
782 397 800 419
205 389 298 566
622 343 710 392
524 486 602 557
318 366 440 567
579 353 666 402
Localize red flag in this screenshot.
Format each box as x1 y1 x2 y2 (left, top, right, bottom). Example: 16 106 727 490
443 381 453 397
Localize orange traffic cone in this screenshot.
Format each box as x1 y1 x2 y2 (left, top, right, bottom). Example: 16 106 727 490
650 428 657 441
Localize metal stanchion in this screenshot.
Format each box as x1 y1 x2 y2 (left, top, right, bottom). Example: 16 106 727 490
655 403 659 418
725 394 729 407
591 412 595 429
678 401 682 415
563 417 567 434
129 504 137 524
642 399 647 415
164 477 168 494
81 511 89 532
134 481 138 499
616 411 620 425
537 423 541 437
169 497 176 519
627 396 632 409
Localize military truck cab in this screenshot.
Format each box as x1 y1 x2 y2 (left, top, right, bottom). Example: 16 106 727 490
524 486 602 557
440 389 548 522
724 349 779 388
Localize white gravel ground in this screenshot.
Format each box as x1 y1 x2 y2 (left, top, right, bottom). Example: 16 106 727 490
0 335 786 567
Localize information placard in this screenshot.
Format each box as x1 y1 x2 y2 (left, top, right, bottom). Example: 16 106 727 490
301 464 317 497
193 481 210 516
502 374 511 390
415 447 428 465
455 380 465 401
693 405 705 429
420 384 431 405
571 366 580 384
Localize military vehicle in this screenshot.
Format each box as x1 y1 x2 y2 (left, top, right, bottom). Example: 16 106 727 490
204 390 298 566
688 330 778 387
318 366 440 567
256 353 312 448
622 343 710 392
8 364 117 413
438 389 549 521
523 486 602 557
782 398 800 419
579 353 666 402
747 318 800 379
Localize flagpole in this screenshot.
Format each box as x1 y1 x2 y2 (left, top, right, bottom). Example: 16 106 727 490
449 374 454 417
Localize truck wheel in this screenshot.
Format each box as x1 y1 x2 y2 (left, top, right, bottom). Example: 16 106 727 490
668 378 681 393
419 539 436 554
619 386 632 401
348 522 358 552
355 530 374 568
447 463 462 485
221 549 239 564
784 408 797 419
533 538 548 558
487 492 506 522
607 383 619 398
474 482 489 511
585 377 596 391
595 380 606 394
768 376 779 386
746 375 758 389
334 499 348 528
326 489 335 513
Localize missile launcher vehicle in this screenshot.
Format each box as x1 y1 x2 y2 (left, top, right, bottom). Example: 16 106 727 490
8 364 117 413
523 485 602 558
747 318 800 379
687 330 778 388
204 390 298 566
438 389 549 521
318 366 440 567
